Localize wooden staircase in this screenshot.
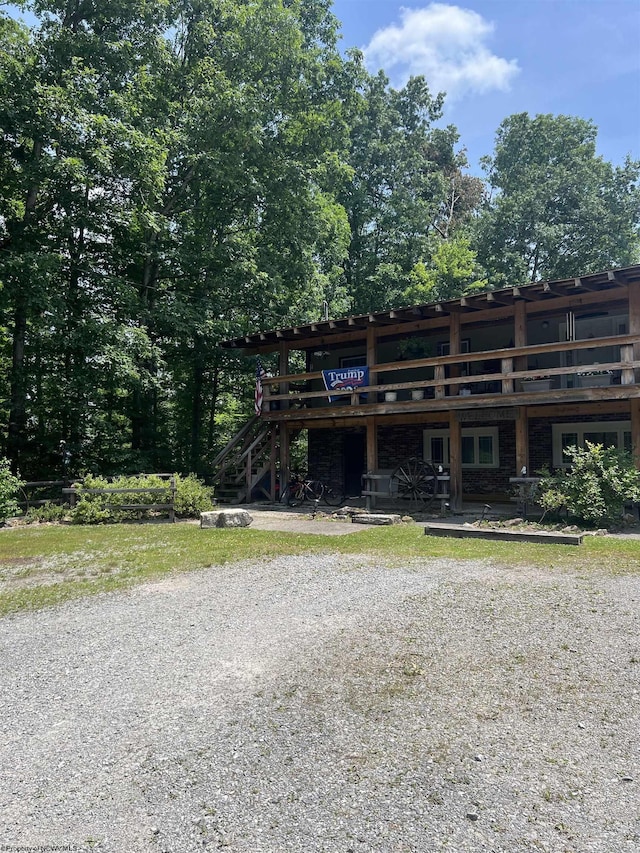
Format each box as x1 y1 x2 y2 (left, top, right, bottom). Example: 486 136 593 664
211 416 278 504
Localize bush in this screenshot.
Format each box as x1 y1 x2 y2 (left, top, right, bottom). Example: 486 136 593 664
24 502 70 524
70 472 213 524
536 442 640 527
173 474 214 517
0 459 22 522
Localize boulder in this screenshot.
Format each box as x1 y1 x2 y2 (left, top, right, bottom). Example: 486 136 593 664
200 509 253 529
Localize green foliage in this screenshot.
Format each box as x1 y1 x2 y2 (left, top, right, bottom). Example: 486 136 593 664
0 458 22 521
24 502 69 524
402 238 487 305
69 472 212 524
536 442 640 527
172 474 214 518
476 113 640 284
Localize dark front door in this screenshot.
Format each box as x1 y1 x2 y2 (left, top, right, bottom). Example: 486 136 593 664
343 432 366 498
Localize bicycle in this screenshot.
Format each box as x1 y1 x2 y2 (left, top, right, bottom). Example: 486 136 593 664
281 473 324 507
280 474 345 508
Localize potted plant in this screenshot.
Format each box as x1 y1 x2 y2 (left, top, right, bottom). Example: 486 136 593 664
396 337 432 361
520 374 552 392
577 368 613 388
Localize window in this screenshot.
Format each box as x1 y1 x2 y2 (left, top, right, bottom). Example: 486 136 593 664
437 338 470 356
340 355 366 368
552 421 631 467
424 427 499 468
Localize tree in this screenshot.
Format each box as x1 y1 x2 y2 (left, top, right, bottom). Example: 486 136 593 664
338 64 460 312
476 113 640 285
0 1 352 476
401 237 487 305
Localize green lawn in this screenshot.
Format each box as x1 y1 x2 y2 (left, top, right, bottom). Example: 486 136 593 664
1 521 639 616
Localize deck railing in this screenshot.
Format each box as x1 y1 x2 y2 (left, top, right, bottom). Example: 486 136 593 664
262 333 640 410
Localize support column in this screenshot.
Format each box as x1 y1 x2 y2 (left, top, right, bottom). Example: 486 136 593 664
515 407 529 475
628 284 640 467
279 424 290 498
278 342 289 410
631 399 640 471
449 412 462 511
367 326 377 386
514 300 527 371
449 312 461 396
269 426 278 501
365 416 378 508
366 416 377 472
629 283 640 384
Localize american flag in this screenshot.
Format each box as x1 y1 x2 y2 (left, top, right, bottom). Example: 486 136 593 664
254 357 267 415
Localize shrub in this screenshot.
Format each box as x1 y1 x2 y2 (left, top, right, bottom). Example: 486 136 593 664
24 502 69 524
173 474 214 517
536 442 640 527
0 459 22 521
69 472 213 524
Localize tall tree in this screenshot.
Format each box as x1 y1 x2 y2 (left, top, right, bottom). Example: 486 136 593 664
338 64 460 312
476 113 640 284
0 1 352 475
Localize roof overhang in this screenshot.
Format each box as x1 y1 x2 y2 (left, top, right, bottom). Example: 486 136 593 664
220 265 640 353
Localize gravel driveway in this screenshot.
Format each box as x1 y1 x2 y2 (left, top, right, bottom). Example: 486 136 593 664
1 554 638 852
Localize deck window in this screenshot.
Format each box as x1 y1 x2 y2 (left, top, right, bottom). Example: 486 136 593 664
552 421 632 467
424 427 499 468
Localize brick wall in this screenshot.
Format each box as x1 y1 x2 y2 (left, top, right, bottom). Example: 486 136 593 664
307 413 631 497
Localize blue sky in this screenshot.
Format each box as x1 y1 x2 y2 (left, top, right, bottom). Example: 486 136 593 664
332 0 640 175
5 1 639 177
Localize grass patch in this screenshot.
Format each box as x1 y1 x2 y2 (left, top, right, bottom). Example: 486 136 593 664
0 521 638 617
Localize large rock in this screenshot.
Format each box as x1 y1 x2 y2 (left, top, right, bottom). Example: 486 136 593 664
200 509 253 529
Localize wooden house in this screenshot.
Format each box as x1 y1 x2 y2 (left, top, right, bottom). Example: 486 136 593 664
218 264 640 508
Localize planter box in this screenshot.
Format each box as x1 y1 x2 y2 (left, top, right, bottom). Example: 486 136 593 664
520 379 552 392
578 374 611 388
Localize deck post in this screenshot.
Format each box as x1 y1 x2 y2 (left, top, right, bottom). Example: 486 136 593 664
449 313 460 396
515 407 529 475
279 342 289 410
629 283 640 385
280 424 290 500
449 412 462 511
366 416 378 506
367 326 377 390
514 300 527 372
631 399 640 470
269 427 278 501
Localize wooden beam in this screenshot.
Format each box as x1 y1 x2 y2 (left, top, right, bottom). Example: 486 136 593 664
449 413 462 511
631 399 640 469
513 286 540 301
542 282 564 297
573 276 598 292
280 425 290 496
366 416 377 477
515 407 529 474
629 281 640 385
486 291 514 306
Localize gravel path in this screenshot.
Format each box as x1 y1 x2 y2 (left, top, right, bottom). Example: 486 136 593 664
1 554 639 852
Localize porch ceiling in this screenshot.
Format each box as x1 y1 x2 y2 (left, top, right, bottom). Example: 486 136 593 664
220 265 640 353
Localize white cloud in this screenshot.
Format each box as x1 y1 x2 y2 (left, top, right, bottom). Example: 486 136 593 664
363 4 519 99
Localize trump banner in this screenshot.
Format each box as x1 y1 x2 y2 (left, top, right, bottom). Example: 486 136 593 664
321 366 369 402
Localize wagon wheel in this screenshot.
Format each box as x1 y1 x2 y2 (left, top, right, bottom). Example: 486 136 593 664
390 458 438 509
